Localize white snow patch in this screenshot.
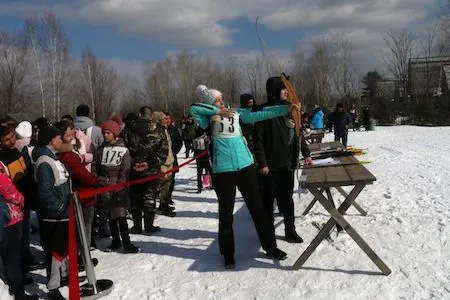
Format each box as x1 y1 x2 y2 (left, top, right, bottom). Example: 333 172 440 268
24 125 450 300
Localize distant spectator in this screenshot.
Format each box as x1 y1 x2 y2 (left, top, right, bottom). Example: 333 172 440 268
310 106 324 130
362 106 371 131
349 104 358 130
302 113 310 129
15 121 33 152
182 116 196 158
164 112 183 205
73 105 104 150
329 103 352 147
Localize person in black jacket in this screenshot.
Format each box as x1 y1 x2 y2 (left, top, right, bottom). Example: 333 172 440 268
192 126 212 193
329 103 352 147
239 93 257 159
254 77 312 244
165 113 183 204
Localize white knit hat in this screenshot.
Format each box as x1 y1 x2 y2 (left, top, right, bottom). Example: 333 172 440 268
15 121 32 139
208 89 222 101
195 84 222 105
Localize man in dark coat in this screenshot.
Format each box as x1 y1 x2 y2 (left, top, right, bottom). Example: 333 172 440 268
253 77 312 244
329 103 352 147
165 113 183 203
182 116 196 158
239 93 256 158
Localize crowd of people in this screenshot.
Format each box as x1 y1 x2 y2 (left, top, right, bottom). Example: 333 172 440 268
0 75 364 299
0 105 183 299
301 102 369 147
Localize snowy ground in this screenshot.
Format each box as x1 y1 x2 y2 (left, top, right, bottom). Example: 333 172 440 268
26 126 450 300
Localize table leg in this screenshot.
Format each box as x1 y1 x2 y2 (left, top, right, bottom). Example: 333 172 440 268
335 186 368 216
325 188 343 232
302 188 324 215
293 185 391 275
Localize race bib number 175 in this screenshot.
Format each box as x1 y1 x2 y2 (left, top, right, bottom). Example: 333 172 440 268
101 146 128 167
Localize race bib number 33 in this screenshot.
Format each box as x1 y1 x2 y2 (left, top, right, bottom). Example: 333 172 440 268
211 114 241 137
101 146 128 166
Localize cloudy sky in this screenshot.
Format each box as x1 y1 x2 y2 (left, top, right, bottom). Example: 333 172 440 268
0 0 444 76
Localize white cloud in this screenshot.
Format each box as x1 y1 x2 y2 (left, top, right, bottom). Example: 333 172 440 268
261 0 433 31
0 0 440 72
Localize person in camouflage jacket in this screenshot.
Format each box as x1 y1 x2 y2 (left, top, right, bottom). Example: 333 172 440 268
153 112 176 217
125 116 168 234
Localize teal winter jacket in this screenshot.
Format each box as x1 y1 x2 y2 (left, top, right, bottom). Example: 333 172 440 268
191 103 289 173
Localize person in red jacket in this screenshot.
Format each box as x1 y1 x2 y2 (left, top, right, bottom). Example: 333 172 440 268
54 121 100 259
0 161 39 299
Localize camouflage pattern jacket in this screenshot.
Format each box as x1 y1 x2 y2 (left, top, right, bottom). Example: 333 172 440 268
126 122 169 178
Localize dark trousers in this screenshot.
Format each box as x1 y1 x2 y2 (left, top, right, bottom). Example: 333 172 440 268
168 174 176 199
1 222 25 299
21 209 34 273
130 181 158 231
213 166 276 257
196 160 213 190
259 169 296 234
184 140 193 157
96 198 110 237
159 176 172 207
39 220 68 290
334 134 348 147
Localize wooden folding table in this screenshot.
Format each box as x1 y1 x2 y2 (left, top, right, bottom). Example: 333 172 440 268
292 156 391 275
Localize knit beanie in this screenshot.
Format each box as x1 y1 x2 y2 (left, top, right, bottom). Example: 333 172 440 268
15 121 32 139
101 120 121 137
135 118 150 136
195 84 222 105
38 126 61 146
266 77 286 103
240 93 254 108
152 111 166 124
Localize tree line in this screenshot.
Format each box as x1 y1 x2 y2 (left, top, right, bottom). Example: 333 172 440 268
0 7 449 125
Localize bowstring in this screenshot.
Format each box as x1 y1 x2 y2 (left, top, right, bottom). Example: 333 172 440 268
256 16 283 76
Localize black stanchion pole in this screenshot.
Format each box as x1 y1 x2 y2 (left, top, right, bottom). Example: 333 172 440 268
73 192 114 299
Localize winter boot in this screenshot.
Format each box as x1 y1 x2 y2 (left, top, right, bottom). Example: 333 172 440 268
118 217 140 253
224 255 235 269
47 289 66 300
97 209 111 238
285 229 304 243
130 209 143 234
158 204 176 217
265 248 287 260
106 219 121 251
144 210 161 234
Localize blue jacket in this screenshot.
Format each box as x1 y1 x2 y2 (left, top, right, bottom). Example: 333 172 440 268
191 103 289 173
311 110 324 129
32 146 71 220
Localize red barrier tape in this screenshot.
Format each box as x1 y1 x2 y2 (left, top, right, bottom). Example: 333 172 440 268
68 200 80 299
68 152 207 298
79 151 207 200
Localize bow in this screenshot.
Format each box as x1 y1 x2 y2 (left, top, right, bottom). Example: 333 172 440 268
256 16 302 136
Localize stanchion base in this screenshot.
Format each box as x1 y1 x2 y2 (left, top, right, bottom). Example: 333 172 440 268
80 279 114 300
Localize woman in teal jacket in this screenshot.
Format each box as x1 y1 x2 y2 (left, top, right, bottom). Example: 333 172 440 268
191 85 290 269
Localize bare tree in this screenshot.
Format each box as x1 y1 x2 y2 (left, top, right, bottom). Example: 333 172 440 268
0 32 29 115
309 40 333 109
383 29 416 98
80 47 119 121
244 56 266 103
42 12 70 121
330 35 361 104
24 16 46 117
81 47 97 119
